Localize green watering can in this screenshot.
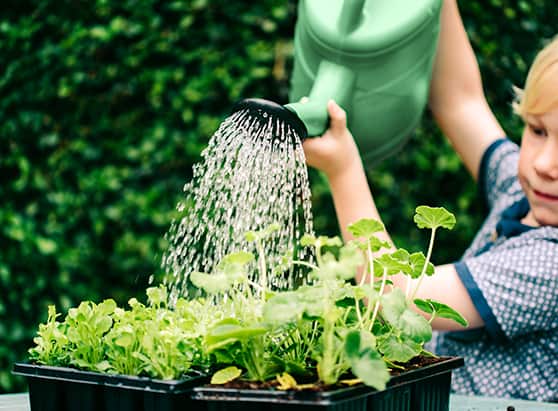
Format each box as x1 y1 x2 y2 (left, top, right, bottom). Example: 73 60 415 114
234 0 442 165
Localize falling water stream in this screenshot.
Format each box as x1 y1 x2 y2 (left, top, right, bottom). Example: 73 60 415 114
161 108 314 305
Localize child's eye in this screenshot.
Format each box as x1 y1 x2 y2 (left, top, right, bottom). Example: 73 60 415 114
528 123 547 137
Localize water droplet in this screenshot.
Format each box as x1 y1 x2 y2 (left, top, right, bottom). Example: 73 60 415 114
161 108 315 302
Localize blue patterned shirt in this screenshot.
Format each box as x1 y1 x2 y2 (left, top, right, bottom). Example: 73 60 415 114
429 138 558 402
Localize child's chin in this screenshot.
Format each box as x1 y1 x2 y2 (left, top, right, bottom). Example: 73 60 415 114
530 208 558 227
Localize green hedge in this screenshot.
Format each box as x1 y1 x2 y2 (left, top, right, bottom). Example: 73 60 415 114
0 0 555 392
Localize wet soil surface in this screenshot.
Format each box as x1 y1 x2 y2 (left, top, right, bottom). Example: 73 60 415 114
210 356 451 392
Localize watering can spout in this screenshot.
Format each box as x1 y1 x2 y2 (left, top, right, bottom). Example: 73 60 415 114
285 61 356 138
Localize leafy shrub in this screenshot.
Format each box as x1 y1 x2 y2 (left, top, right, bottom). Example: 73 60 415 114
1 0 556 392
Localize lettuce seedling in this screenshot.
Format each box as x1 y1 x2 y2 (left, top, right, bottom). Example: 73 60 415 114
29 305 69 366
64 299 116 372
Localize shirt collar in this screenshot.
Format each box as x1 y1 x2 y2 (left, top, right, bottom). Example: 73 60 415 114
495 197 534 238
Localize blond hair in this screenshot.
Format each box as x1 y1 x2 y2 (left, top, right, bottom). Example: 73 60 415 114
513 35 558 119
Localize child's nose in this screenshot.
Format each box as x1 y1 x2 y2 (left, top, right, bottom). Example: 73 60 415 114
534 138 558 179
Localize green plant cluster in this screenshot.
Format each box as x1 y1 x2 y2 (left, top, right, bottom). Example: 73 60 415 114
30 209 467 390
29 287 213 380
1 0 556 392
0 0 295 392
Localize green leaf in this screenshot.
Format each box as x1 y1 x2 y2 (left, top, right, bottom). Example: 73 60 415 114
398 309 432 343
296 285 327 318
336 243 364 279
413 206 456 230
114 334 134 348
414 299 468 327
95 360 112 372
381 289 432 343
300 233 316 247
318 236 343 248
211 366 242 384
347 219 384 238
378 334 422 363
97 299 117 316
146 285 167 307
220 251 254 266
345 330 377 357
413 298 434 314
381 288 408 324
190 252 253 294
206 320 267 345
345 331 361 359
301 233 343 253
190 271 231 294
310 243 362 282
244 224 280 242
263 292 304 324
94 315 113 334
373 252 411 276
408 252 434 279
345 331 389 391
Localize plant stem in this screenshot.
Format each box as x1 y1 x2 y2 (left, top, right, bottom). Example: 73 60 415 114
255 239 267 304
318 313 336 385
411 228 437 301
405 274 413 299
362 242 374 286
369 266 387 330
353 297 363 328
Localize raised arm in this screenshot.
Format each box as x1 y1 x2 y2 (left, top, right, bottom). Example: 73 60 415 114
428 0 505 180
303 101 485 330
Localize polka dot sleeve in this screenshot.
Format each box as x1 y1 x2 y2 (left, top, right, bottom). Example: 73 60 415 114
455 229 558 341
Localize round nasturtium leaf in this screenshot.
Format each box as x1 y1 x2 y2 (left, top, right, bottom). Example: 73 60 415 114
211 366 242 385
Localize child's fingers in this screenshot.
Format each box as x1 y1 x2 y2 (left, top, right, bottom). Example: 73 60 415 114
327 100 347 132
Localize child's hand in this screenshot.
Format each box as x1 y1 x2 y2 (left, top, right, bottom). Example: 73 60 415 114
303 100 361 179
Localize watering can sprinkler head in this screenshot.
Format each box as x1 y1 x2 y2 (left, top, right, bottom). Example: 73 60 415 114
231 98 308 141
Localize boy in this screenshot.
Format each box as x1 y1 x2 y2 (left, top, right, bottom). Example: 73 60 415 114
302 0 558 402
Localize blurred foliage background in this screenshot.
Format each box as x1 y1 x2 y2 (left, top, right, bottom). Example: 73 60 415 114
1 0 556 392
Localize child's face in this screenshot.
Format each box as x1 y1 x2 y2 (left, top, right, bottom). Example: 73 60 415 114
518 107 558 227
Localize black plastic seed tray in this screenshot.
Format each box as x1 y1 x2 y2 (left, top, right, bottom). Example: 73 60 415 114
13 362 208 411
192 357 464 411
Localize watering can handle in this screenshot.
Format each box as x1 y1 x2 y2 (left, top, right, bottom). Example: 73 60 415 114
338 0 366 35
285 60 356 137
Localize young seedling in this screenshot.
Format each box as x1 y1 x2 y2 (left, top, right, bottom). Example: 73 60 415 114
28 305 69 366
410 206 455 300
347 218 390 286
245 223 281 303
